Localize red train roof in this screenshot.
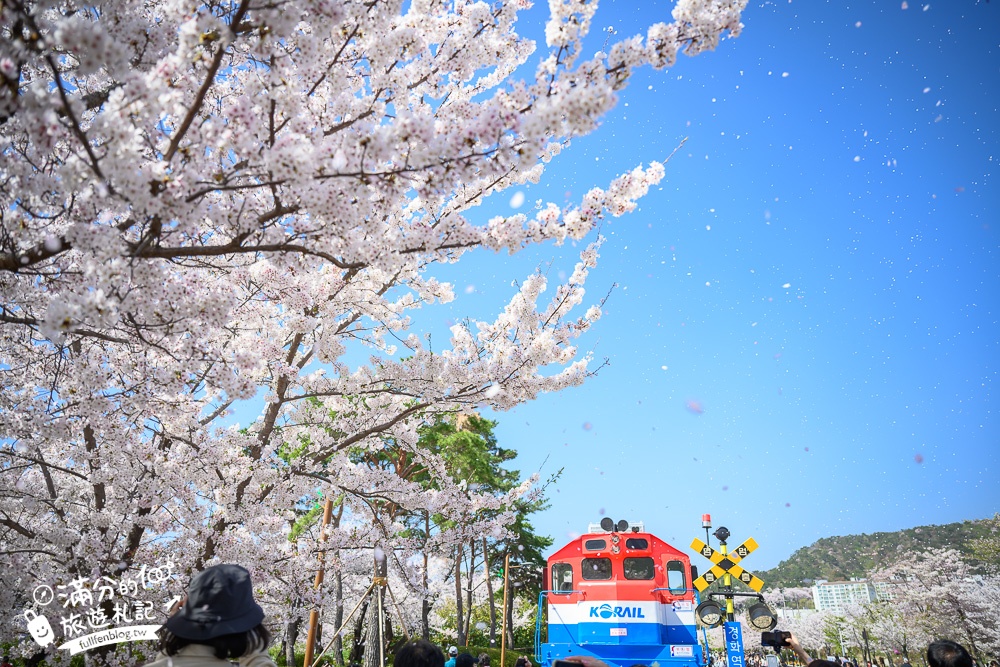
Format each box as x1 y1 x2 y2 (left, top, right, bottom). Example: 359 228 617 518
548 531 691 564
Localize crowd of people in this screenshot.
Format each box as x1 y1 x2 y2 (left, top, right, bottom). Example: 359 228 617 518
706 634 996 667
143 564 538 667
136 564 993 667
398 643 540 667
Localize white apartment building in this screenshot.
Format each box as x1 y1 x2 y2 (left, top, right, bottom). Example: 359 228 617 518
811 579 895 612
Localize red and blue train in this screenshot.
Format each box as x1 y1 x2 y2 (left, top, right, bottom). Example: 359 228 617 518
535 518 706 667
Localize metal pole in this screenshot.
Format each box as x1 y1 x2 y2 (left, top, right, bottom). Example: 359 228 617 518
375 549 388 667
719 540 734 622
377 585 385 667
500 553 511 667
304 497 335 667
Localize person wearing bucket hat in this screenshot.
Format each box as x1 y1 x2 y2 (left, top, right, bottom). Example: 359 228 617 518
146 564 275 667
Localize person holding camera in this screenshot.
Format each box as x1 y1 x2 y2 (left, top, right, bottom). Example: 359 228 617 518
762 630 836 667
786 634 815 666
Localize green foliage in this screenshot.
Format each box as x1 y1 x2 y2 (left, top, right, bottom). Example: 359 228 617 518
433 589 539 651
288 498 326 541
968 513 1000 568
499 483 555 597
435 597 493 644
759 516 997 589
271 645 345 667
417 414 518 492
277 433 311 461
822 615 848 654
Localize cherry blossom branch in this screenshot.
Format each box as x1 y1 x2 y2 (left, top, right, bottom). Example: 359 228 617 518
309 401 431 464
0 515 36 538
46 54 107 184
163 0 253 163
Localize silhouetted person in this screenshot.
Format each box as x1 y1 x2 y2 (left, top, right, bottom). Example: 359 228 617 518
394 640 446 667
927 641 973 667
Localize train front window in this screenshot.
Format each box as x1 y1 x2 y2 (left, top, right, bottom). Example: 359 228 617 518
584 539 607 551
581 557 613 580
552 563 574 593
623 557 655 580
667 560 687 594
625 538 649 550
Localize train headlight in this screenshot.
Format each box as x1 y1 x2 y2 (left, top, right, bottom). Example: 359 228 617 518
611 534 620 544
747 602 777 630
695 600 724 627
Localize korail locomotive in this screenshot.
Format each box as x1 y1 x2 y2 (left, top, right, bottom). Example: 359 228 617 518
535 518 706 667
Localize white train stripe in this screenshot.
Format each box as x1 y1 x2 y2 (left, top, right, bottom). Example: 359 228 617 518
548 601 696 626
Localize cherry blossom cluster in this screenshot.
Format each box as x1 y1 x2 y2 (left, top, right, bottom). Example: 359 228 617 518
0 0 746 653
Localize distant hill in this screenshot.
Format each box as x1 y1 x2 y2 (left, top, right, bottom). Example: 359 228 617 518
758 517 995 589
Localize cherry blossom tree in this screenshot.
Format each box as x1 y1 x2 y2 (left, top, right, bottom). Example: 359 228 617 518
773 609 833 659
0 0 747 657
864 598 928 664
872 548 1000 662
970 513 1000 570
764 586 813 616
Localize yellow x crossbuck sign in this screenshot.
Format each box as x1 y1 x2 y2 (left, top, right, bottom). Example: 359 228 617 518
690 537 765 593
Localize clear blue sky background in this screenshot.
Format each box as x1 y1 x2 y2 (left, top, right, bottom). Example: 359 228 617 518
423 0 999 569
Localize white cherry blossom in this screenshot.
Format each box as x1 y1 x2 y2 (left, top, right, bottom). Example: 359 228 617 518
0 0 746 653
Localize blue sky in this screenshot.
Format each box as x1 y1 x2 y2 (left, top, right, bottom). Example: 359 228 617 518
424 0 999 569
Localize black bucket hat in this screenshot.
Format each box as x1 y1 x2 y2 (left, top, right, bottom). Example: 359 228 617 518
165 564 265 640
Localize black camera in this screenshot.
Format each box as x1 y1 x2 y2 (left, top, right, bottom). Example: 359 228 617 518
760 630 791 649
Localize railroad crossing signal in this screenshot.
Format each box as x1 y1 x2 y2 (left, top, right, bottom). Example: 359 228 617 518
690 536 765 592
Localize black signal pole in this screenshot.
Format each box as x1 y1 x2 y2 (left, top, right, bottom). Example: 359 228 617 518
713 526 736 622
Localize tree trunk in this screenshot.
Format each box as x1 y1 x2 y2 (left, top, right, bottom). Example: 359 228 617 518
362 552 393 667
350 595 371 667
362 588 382 667
331 502 346 666
285 614 301 667
333 568 344 666
422 511 432 640
483 538 497 647
464 537 476 641
455 542 466 646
